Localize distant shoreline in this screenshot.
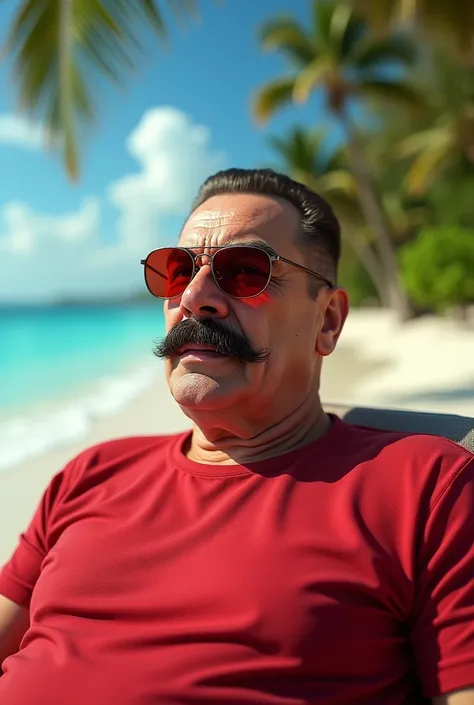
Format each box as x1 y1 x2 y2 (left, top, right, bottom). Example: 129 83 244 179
0 299 158 311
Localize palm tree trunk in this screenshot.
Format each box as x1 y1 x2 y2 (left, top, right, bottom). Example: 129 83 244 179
338 111 413 320
342 231 390 307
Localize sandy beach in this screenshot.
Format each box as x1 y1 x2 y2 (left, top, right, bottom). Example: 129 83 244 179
1 309 473 565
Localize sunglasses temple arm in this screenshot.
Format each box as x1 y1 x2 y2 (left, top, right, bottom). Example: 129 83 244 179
278 256 333 288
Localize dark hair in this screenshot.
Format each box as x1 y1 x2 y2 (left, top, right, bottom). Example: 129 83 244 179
191 168 341 297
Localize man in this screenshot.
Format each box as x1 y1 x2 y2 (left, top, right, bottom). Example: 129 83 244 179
0 168 473 705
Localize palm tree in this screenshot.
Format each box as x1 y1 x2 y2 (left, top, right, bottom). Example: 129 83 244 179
2 0 202 180
395 46 474 195
269 126 357 208
269 126 388 304
254 0 421 319
350 0 474 62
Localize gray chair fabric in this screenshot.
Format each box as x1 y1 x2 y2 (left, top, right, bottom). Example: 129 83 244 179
324 403 474 454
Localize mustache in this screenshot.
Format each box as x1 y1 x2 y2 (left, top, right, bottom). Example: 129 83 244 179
153 318 269 364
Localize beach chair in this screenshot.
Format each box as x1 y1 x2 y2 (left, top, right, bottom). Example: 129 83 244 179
324 404 474 453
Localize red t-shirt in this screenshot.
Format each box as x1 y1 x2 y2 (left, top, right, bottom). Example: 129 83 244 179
0 416 473 705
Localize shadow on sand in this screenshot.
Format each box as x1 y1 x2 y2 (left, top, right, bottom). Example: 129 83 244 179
389 383 474 406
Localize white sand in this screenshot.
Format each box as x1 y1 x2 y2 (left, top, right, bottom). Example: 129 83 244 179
0 309 473 564
323 309 474 415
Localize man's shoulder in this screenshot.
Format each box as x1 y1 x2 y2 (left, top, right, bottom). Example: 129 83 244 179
339 418 473 504
340 415 472 461
83 432 187 461
59 432 190 487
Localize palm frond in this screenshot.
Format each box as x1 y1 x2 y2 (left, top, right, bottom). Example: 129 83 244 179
3 0 202 179
353 0 474 56
352 34 418 69
328 3 361 60
321 169 357 196
351 0 415 33
404 133 455 195
396 125 452 158
395 124 456 195
292 58 332 103
311 0 334 53
267 124 357 209
357 79 425 113
253 76 296 123
259 16 315 66
270 128 319 173
338 11 368 60
268 135 293 162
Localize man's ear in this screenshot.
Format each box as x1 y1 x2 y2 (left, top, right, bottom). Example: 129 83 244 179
316 288 349 357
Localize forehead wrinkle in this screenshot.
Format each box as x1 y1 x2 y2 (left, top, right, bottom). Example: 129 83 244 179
181 221 272 251
185 201 286 231
179 196 299 252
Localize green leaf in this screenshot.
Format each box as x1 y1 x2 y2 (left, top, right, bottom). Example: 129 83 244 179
321 169 357 195
253 76 296 123
351 0 415 33
353 34 418 70
357 79 425 113
136 0 167 35
259 16 315 66
401 226 474 311
328 3 357 60
3 0 208 179
311 0 334 52
401 129 455 195
353 0 474 57
292 58 332 103
396 125 452 158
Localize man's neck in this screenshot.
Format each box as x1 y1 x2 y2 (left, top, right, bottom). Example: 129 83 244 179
185 398 332 466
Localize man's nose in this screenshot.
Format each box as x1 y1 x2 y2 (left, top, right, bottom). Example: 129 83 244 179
179 256 230 319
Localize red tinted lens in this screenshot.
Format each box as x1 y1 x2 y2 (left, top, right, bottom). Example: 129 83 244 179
144 248 194 298
213 246 271 298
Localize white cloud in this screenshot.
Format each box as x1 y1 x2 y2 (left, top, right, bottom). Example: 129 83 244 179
0 199 112 303
1 198 100 254
0 114 47 150
0 107 226 303
109 107 226 251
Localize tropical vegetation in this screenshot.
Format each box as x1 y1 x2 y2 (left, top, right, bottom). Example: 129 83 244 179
401 227 474 317
255 0 474 318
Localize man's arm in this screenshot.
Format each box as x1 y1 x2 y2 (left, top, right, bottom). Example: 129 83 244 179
411 451 474 701
0 454 88 674
434 691 474 704
0 594 29 671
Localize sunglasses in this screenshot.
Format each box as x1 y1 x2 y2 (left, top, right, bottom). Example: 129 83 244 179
140 245 333 300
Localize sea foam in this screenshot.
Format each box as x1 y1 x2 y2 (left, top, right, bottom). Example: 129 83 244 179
0 363 158 472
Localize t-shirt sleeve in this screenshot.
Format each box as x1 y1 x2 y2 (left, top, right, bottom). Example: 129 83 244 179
411 455 474 697
0 456 82 607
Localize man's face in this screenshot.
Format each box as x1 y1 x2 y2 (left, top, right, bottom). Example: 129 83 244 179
161 193 347 424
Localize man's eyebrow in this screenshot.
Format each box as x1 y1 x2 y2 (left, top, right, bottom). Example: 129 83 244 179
225 239 279 257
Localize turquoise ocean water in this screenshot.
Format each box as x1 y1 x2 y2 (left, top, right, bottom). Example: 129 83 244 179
1 304 165 413
0 304 166 469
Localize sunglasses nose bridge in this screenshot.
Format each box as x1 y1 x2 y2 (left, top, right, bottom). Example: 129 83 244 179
187 252 221 292
193 252 213 269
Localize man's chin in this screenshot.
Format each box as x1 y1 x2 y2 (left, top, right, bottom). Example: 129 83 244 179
170 373 235 411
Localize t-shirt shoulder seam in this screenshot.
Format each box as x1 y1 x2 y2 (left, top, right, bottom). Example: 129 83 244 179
353 424 473 451
77 433 186 463
64 433 187 483
429 455 474 515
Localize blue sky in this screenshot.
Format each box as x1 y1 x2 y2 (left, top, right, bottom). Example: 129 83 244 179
0 0 337 303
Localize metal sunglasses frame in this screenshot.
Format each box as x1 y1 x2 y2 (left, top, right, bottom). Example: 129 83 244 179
140 244 334 300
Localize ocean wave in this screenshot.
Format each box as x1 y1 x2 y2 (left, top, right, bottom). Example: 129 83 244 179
0 363 159 472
